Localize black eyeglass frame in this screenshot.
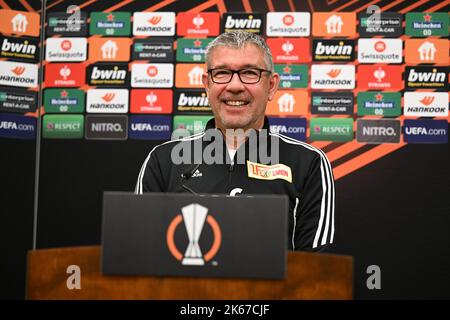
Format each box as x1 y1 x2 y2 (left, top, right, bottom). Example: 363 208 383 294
207 68 272 84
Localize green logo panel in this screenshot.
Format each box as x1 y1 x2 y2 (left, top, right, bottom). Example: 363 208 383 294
275 64 308 89
406 13 449 37
173 115 213 135
89 12 131 36
357 92 401 117
176 38 212 62
310 118 354 142
43 114 84 139
44 89 85 113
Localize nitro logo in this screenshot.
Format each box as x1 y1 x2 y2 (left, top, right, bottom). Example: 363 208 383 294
88 64 129 86
132 12 175 36
357 119 400 144
222 13 264 34
0 36 38 62
313 40 355 62
175 90 210 113
405 67 448 91
404 92 448 117
311 64 355 89
85 115 128 140
0 61 38 88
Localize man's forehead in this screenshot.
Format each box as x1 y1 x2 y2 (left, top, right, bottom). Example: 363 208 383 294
209 44 266 67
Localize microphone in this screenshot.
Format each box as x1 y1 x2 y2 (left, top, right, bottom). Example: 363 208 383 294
180 163 201 195
181 163 201 180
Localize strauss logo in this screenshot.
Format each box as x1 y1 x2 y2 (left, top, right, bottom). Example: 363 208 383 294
326 69 341 78
192 14 204 28
11 66 25 76
281 40 294 55
374 67 385 82
419 96 435 106
101 93 115 102
60 65 71 80
146 92 157 106
148 16 161 25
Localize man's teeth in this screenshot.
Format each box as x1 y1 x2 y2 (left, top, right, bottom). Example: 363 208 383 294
225 100 247 106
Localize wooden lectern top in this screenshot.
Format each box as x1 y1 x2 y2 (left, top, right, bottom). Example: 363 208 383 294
27 246 352 300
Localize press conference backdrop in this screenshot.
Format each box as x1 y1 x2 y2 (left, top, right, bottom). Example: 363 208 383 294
0 0 448 299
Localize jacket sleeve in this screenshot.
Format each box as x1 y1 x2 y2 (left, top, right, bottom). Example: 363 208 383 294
134 147 165 194
294 152 335 252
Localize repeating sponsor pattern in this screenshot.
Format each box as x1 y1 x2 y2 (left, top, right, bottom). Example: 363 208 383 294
0 0 448 181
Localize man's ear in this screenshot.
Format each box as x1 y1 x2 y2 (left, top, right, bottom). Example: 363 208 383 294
267 72 280 101
202 72 209 93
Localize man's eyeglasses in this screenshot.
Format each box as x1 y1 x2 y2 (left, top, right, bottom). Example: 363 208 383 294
207 68 272 84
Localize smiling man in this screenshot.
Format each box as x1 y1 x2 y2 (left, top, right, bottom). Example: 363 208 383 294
136 31 335 252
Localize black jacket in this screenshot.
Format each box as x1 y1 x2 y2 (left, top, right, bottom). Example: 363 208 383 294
136 117 335 252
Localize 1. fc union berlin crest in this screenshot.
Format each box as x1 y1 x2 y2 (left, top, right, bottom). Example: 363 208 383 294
166 203 221 265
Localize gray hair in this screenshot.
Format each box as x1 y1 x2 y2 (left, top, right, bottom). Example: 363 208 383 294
205 30 274 71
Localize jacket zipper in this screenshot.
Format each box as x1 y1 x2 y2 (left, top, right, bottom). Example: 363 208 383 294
229 161 234 185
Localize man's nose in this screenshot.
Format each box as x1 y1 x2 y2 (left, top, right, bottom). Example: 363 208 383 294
225 73 245 91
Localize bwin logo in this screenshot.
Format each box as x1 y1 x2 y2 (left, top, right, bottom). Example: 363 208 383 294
408 68 445 83
315 41 352 55
178 93 209 107
225 15 261 29
91 66 126 80
166 203 221 266
1 38 36 55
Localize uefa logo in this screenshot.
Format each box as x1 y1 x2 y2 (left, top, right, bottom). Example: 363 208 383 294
166 203 221 266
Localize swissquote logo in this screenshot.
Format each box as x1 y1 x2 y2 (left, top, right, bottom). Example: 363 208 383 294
0 61 38 88
0 36 39 62
222 13 264 34
404 92 448 117
357 39 402 63
405 66 448 90
131 63 173 88
0 9 40 37
266 12 310 36
133 12 175 36
86 89 129 113
45 37 87 62
311 64 355 89
166 203 221 266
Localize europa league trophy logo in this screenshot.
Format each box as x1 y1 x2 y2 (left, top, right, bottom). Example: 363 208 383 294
182 203 208 265
167 203 222 266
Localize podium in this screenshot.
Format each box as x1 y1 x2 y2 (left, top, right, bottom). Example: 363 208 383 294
26 246 353 299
